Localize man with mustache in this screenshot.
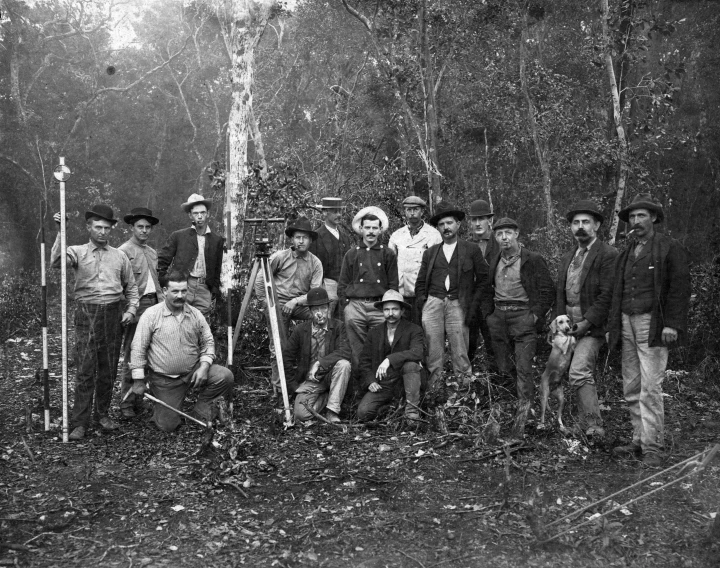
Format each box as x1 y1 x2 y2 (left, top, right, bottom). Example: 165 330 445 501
356 290 425 421
555 200 618 437
415 201 489 389
608 194 690 467
129 269 234 432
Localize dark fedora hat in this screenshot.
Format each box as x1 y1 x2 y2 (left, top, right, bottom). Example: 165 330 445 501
124 207 160 226
493 217 519 231
566 199 604 224
85 204 117 224
306 287 332 307
468 199 493 218
619 193 664 223
429 201 466 227
285 216 319 241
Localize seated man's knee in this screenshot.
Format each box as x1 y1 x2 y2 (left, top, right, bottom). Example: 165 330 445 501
402 362 421 374
356 400 374 422
155 412 182 432
294 396 314 421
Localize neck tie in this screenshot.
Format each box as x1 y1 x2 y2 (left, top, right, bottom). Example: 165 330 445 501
571 247 587 270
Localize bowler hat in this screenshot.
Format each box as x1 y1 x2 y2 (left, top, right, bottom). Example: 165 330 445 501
373 289 412 312
429 201 465 227
402 195 427 208
618 193 664 223
352 206 389 235
566 199 604 224
124 207 160 226
493 217 519 231
181 193 213 213
468 199 493 218
285 216 318 241
314 197 345 210
85 204 118 224
306 287 332 307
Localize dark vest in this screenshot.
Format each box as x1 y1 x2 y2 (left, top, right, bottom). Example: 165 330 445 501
428 248 459 300
621 245 655 315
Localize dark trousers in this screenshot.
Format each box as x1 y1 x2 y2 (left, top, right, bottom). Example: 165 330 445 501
468 316 495 364
486 308 537 402
357 362 422 421
72 302 123 428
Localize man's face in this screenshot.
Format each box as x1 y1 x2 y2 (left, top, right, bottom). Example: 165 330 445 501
495 228 520 251
437 216 460 242
164 280 188 310
628 208 656 239
311 304 330 327
188 205 208 229
383 301 403 324
361 220 381 246
403 205 423 226
571 213 600 245
292 231 312 253
470 215 492 238
87 219 113 246
323 209 341 225
131 219 153 244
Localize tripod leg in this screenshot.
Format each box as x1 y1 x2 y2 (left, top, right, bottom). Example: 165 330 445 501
230 259 260 357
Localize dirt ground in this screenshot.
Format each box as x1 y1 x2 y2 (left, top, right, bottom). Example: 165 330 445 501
1 310 719 568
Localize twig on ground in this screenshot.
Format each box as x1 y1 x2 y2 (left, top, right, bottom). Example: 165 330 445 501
398 549 427 568
300 401 347 431
0 542 32 552
218 478 249 498
21 436 35 464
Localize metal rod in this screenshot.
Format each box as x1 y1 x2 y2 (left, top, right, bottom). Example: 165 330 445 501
231 259 259 354
226 210 233 366
58 158 69 443
143 392 210 428
40 200 50 431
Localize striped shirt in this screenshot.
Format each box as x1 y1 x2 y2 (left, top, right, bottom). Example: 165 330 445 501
254 248 323 306
118 239 160 297
129 301 214 379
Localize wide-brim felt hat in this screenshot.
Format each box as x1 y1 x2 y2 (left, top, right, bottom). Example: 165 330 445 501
373 289 412 311
619 193 664 223
429 201 465 227
468 199 493 218
181 193 213 212
124 207 160 225
402 195 427 208
352 206 389 235
85 204 117 224
493 217 519 231
314 197 345 210
566 199 604 224
306 287 331 307
285 216 318 241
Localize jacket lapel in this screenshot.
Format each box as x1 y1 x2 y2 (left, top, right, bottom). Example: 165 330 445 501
579 244 600 288
558 248 574 290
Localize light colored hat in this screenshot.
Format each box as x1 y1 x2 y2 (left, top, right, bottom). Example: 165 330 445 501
352 206 389 235
181 193 213 213
402 195 427 207
314 197 345 209
373 289 412 311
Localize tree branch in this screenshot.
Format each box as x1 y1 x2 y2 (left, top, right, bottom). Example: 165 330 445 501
340 0 373 32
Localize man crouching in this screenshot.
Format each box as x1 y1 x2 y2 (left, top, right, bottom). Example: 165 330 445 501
129 269 234 431
357 290 425 422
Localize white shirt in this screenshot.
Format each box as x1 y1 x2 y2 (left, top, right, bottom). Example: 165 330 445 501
325 223 340 240
442 241 458 290
388 222 442 296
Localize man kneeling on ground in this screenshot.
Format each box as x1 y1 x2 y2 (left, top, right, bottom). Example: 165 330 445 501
357 290 425 422
284 287 352 423
129 269 234 431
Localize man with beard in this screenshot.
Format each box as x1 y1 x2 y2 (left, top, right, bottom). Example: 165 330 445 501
284 288 351 423
608 194 690 467
555 200 618 437
356 290 425 422
415 201 488 388
129 269 234 432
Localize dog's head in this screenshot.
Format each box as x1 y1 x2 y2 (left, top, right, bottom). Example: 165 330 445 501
550 315 573 336
548 315 577 354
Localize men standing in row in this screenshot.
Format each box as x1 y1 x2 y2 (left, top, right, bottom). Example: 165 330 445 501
308 197 354 317
415 202 488 389
51 205 140 440
555 200 618 437
118 207 163 419
388 196 442 325
609 194 690 467
158 193 225 320
486 218 555 436
338 207 399 387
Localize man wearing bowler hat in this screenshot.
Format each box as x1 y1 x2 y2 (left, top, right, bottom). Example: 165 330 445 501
555 199 618 437
51 204 140 440
308 197 354 317
467 199 499 366
388 195 442 325
255 217 324 397
283 287 352 423
608 194 690 467
356 290 425 422
158 193 225 319
118 207 163 419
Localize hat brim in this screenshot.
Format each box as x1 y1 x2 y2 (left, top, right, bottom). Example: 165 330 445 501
373 299 412 311
618 202 664 223
493 223 519 231
352 206 389 235
314 204 346 210
85 211 117 224
429 210 466 227
181 199 213 212
124 214 160 225
285 227 319 241
468 211 494 218
306 299 332 307
565 210 604 224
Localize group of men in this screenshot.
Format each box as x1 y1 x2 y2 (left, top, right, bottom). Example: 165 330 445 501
53 189 690 467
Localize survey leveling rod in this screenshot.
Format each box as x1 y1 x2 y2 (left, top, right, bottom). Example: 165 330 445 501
226 210 233 366
54 158 72 443
40 201 50 431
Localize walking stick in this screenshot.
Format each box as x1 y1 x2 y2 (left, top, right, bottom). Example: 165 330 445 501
40 201 51 431
53 158 72 443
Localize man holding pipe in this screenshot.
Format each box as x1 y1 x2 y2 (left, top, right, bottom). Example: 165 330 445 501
129 269 234 432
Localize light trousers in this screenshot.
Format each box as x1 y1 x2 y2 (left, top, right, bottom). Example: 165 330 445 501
422 296 471 387
293 359 351 420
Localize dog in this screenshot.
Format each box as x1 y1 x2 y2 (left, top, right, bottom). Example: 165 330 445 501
538 315 577 433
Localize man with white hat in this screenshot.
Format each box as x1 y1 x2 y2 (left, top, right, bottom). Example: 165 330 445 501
338 206 399 388
158 193 225 319
388 195 442 325
308 197 354 317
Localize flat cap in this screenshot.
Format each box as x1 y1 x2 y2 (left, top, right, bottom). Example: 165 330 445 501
493 217 519 231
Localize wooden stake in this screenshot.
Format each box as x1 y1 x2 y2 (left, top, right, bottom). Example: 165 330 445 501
58 157 69 444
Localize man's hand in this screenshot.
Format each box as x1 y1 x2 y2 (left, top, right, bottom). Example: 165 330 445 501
571 319 592 338
131 380 146 397
662 327 678 345
281 298 297 315
368 382 382 393
121 312 134 326
53 212 62 225
189 363 210 389
306 361 321 382
375 358 391 380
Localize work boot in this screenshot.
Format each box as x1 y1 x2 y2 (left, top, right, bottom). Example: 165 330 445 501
612 443 641 457
121 407 136 420
642 452 665 468
69 426 86 440
585 425 605 438
324 409 341 424
97 416 120 431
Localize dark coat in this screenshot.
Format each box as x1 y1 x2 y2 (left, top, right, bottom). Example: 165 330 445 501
555 240 619 337
308 224 354 282
414 239 488 326
282 318 351 393
157 227 225 296
609 233 691 348
359 319 424 390
476 235 500 267
486 247 556 328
